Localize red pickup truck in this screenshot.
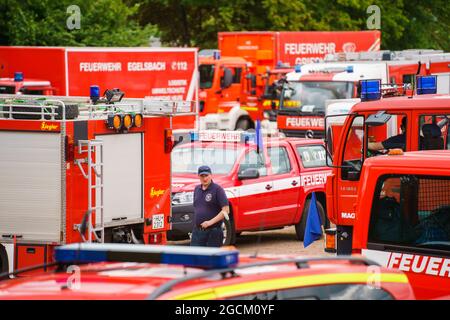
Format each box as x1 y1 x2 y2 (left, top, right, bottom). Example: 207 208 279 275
169 131 332 245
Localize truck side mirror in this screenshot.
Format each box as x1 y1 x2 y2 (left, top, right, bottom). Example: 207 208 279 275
221 68 233 89
246 73 257 88
238 168 260 180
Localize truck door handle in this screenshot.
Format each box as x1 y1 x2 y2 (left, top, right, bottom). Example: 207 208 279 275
2 234 23 239
291 180 298 186
265 184 273 190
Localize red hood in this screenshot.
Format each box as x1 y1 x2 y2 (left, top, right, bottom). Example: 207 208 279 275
171 174 234 192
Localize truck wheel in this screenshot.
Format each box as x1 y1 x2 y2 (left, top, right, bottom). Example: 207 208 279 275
235 118 251 131
222 218 236 246
295 200 326 241
0 245 8 274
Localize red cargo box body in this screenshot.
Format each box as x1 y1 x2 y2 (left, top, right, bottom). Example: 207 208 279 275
219 31 381 67
0 47 198 129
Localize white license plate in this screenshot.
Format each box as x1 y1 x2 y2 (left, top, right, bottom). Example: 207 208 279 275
152 214 165 229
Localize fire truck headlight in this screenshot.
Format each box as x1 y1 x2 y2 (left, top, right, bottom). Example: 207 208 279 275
172 192 194 205
134 114 143 128
123 114 133 130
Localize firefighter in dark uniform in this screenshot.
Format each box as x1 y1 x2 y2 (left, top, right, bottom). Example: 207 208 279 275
191 165 230 247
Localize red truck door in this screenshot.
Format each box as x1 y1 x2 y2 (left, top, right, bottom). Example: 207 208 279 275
234 149 274 230
216 62 246 112
265 141 300 226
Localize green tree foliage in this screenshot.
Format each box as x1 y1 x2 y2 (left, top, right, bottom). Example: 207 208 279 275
133 0 449 51
0 0 447 50
0 0 158 46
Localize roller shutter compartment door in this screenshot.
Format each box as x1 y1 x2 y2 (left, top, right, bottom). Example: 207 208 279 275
0 132 62 243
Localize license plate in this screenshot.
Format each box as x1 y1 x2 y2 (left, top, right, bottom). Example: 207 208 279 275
152 214 165 229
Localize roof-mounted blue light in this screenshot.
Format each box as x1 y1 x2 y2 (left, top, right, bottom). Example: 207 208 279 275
190 131 199 142
294 64 301 73
90 85 100 103
346 66 354 73
14 72 23 82
54 243 239 269
360 79 381 101
416 75 437 95
213 50 221 60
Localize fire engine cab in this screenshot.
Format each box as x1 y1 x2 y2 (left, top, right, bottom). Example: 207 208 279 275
0 92 195 274
324 75 450 256
198 52 260 131
277 50 450 138
343 150 450 299
0 72 55 96
169 130 331 244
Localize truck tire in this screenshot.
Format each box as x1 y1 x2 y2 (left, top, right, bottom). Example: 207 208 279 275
222 218 236 246
0 245 8 274
295 200 326 241
235 118 251 131
10 103 79 120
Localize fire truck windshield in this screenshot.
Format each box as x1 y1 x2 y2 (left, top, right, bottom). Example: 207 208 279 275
281 81 353 113
199 64 215 89
172 145 242 174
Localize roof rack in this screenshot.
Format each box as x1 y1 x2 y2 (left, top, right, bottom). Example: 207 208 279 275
324 50 449 63
0 94 196 121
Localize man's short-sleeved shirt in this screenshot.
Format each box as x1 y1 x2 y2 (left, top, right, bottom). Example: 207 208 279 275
382 134 406 150
193 181 229 227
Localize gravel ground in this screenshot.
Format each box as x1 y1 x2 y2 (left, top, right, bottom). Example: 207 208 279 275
168 225 331 257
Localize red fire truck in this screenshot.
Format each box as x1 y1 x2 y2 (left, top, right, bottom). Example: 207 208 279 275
0 46 198 129
0 93 195 274
199 31 380 131
277 50 450 138
324 76 450 256
326 150 450 299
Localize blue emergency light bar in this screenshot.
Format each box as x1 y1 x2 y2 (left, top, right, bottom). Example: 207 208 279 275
294 64 301 73
416 75 437 95
54 243 239 269
345 66 354 73
360 79 381 101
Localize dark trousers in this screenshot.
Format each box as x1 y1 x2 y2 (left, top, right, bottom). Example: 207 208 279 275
190 225 223 247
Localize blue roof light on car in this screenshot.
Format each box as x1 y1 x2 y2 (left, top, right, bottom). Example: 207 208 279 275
346 66 354 73
360 79 381 101
294 64 301 73
54 243 239 269
416 75 437 95
190 131 199 142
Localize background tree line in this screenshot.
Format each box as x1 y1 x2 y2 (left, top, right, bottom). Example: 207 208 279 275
0 0 448 51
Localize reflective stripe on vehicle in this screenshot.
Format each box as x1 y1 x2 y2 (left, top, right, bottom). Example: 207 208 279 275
170 272 408 300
